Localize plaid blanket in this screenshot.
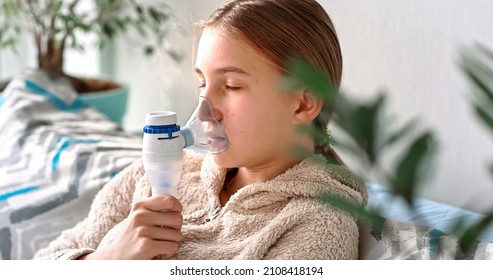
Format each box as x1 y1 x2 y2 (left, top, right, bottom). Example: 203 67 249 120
0 69 142 259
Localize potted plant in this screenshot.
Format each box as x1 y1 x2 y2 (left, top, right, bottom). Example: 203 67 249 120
0 0 179 125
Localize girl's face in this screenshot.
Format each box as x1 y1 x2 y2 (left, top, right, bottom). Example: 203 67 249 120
194 28 305 169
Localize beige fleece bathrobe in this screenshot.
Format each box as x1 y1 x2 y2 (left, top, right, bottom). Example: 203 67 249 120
34 149 368 260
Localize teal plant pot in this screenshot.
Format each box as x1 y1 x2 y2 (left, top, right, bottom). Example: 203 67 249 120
79 85 129 127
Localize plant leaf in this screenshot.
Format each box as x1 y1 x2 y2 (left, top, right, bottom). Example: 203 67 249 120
318 192 385 229
462 63 493 104
458 213 493 253
144 46 154 56
332 94 386 164
391 132 437 205
473 103 493 137
295 124 333 146
381 118 420 149
148 7 168 24
282 58 337 104
102 22 116 38
166 50 183 63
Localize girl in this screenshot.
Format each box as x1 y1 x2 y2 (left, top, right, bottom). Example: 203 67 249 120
34 0 367 260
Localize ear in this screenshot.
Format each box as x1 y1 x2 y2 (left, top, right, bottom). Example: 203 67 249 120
292 90 323 125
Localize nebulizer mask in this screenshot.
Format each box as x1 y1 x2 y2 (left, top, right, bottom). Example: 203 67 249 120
142 96 228 196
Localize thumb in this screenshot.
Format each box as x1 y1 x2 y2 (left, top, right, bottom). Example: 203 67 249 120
144 195 182 213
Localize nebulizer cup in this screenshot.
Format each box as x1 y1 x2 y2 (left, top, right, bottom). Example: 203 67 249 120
142 96 228 196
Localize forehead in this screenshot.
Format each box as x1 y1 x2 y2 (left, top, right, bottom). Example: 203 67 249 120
195 27 272 73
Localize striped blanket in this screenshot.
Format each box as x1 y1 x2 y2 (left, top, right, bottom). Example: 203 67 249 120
0 69 142 259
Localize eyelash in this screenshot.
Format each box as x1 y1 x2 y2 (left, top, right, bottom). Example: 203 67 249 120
197 84 241 91
226 85 241 91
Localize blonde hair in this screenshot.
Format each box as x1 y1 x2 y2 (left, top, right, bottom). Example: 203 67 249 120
202 0 344 164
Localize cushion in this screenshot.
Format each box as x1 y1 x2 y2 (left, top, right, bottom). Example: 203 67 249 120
0 69 142 259
359 218 493 260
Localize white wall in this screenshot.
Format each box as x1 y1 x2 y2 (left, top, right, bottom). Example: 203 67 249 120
321 0 493 213
0 35 36 79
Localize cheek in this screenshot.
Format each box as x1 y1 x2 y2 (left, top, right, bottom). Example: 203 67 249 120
222 109 253 141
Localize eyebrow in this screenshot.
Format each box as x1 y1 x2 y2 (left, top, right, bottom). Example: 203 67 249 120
194 66 251 76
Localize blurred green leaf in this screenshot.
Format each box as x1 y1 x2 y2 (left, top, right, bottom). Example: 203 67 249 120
166 50 184 63
131 20 147 37
458 213 493 252
489 163 493 181
0 37 16 49
135 4 143 15
149 7 168 24
48 28 63 37
460 44 493 135
282 58 337 105
462 62 493 104
295 124 333 146
477 43 493 62
144 46 154 56
289 146 331 167
333 94 386 164
114 18 127 31
455 45 493 253
474 104 493 137
319 192 385 229
53 1 63 15
381 118 420 149
290 145 314 159
330 136 363 161
391 132 437 205
102 22 116 38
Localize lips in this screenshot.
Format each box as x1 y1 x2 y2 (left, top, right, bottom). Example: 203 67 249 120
201 135 228 154
202 124 226 143
206 136 227 145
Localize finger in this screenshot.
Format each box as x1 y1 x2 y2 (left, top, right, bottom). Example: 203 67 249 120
151 241 180 260
136 239 180 260
145 226 183 243
129 207 182 230
142 195 183 213
153 212 183 230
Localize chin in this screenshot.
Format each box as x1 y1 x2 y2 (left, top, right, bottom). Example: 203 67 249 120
211 153 238 168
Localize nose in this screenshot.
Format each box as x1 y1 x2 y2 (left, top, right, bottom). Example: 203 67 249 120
197 96 222 122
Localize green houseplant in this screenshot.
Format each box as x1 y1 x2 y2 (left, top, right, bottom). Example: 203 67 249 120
285 43 493 256
0 0 179 124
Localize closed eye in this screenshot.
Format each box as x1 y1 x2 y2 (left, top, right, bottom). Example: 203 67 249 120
226 85 241 91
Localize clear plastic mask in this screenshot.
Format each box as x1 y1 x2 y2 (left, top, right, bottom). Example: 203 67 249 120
181 96 229 154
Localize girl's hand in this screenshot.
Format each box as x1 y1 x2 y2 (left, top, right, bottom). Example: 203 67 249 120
81 195 183 260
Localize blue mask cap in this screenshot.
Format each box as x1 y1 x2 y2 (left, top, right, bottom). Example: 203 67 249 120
181 96 229 154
